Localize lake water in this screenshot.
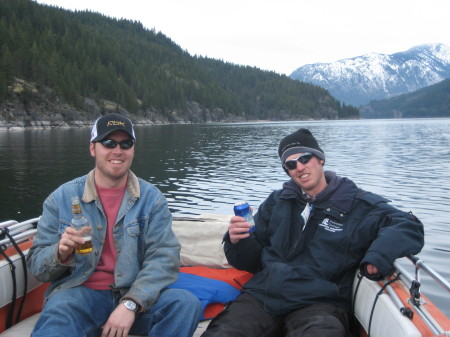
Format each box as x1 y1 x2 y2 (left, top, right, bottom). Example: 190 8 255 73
1 118 449 317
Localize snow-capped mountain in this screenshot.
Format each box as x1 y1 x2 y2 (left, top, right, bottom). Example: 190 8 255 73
290 43 450 106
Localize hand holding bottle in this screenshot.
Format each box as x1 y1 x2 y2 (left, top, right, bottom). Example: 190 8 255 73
67 197 93 256
58 226 90 261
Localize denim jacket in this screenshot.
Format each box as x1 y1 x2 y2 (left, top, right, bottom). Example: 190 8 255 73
26 170 180 312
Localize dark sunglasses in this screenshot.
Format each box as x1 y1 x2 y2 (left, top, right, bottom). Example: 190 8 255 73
283 153 314 170
98 139 135 150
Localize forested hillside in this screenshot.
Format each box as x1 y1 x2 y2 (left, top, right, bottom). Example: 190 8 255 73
0 0 359 127
360 79 450 118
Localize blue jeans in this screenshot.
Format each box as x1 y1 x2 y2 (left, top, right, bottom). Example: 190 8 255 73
31 286 202 337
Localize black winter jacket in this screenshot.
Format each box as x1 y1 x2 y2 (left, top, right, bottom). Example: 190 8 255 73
224 171 424 315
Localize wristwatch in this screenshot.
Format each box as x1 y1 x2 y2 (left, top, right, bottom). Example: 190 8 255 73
121 299 138 312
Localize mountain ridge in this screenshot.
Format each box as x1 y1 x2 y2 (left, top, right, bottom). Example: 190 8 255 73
360 78 450 118
290 44 450 106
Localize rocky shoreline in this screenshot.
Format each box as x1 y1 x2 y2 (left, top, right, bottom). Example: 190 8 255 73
0 79 256 129
0 95 245 130
0 78 338 129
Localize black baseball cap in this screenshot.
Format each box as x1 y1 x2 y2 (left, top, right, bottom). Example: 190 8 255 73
90 113 136 142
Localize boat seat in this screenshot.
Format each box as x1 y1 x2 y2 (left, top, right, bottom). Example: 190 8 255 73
352 273 422 337
0 314 39 337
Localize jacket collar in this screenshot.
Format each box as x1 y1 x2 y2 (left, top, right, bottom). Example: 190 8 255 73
281 171 358 213
82 169 140 202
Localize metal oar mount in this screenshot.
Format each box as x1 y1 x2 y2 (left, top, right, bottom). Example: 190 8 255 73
393 255 450 336
407 255 450 294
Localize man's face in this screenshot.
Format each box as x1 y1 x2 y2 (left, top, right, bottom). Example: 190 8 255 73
284 152 327 198
89 130 134 187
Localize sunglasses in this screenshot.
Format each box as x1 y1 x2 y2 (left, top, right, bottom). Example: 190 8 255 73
98 139 135 150
283 153 314 170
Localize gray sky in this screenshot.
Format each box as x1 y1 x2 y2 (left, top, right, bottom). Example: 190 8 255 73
35 0 450 75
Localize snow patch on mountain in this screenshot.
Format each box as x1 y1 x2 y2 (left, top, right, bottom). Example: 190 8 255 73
290 44 450 106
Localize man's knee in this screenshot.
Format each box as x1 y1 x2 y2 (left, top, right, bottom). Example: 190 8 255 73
202 293 282 337
284 303 350 337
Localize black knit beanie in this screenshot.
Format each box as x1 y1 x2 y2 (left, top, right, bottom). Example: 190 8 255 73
278 128 325 164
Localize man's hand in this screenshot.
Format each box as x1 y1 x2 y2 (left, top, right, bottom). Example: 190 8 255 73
229 216 251 244
101 303 136 337
361 263 383 281
58 226 85 261
365 264 379 275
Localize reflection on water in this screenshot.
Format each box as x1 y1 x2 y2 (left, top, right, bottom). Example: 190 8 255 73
1 118 449 316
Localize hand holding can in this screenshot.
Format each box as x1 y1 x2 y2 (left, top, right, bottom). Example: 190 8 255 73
233 201 256 233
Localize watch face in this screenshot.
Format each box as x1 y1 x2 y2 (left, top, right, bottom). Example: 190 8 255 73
123 300 137 311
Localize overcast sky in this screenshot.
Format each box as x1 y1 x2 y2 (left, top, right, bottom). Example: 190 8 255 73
35 0 450 75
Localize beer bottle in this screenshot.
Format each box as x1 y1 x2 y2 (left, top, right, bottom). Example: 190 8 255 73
71 196 93 255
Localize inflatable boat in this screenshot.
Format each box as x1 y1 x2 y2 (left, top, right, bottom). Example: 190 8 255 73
1 215 449 336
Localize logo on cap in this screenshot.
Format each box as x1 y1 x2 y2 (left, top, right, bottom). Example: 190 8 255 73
107 121 126 127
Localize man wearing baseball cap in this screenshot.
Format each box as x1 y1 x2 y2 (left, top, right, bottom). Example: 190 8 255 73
27 113 202 337
203 128 424 337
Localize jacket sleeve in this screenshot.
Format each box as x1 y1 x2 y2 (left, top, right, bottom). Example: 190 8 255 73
358 192 425 279
223 232 264 273
26 193 74 282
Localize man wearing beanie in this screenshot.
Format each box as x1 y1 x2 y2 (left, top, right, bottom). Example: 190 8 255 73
203 128 424 337
27 113 202 337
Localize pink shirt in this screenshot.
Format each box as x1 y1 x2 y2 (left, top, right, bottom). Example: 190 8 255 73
83 184 126 290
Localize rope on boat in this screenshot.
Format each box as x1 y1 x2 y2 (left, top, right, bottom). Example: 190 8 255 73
5 229 28 326
351 272 364 337
351 272 363 313
382 280 414 319
0 241 16 330
0 226 28 329
367 274 401 337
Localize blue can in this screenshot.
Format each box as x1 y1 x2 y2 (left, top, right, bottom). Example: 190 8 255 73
233 201 256 233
